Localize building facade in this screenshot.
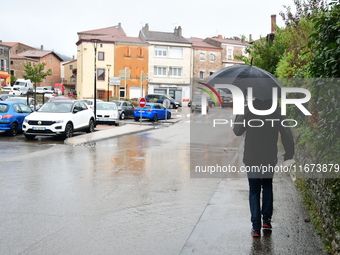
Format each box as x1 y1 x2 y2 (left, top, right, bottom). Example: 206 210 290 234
139 24 192 103
204 35 251 67
0 42 11 86
76 24 149 100
62 59 77 95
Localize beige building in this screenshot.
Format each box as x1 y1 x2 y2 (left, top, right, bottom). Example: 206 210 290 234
62 59 77 95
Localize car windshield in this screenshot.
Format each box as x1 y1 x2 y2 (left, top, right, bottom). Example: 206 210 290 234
97 103 117 110
0 104 9 113
14 81 26 86
112 101 121 106
192 95 203 102
39 101 73 113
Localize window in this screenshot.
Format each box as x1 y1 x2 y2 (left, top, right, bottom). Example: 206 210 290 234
227 47 233 60
70 65 73 70
120 87 125 98
50 58 53 63
154 46 167 57
98 52 104 60
124 47 131 57
200 52 205 61
137 47 144 57
97 68 105 80
169 67 182 77
154 66 167 76
0 59 5 71
169 47 183 58
210 53 215 62
0 48 3 54
199 71 205 80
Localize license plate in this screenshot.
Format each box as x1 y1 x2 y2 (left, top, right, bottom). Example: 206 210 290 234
33 127 45 130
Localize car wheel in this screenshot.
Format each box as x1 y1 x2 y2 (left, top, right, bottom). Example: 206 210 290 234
134 117 140 121
87 119 95 133
152 114 158 122
24 134 36 140
167 112 171 119
120 112 125 120
8 123 18 136
64 123 73 138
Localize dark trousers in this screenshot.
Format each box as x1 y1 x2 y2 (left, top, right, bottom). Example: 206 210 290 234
247 176 273 230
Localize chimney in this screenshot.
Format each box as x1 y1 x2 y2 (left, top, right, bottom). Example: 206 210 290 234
41 45 44 51
271 14 276 33
174 26 178 35
177 26 182 36
249 34 252 41
218 35 222 39
144 23 149 32
118 22 122 30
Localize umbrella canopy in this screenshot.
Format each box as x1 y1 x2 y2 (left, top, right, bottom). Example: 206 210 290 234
207 65 282 100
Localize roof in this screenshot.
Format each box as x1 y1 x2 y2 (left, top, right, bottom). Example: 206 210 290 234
10 53 38 62
1 42 36 49
188 37 222 50
206 37 252 46
139 25 192 44
18 50 63 61
78 25 126 37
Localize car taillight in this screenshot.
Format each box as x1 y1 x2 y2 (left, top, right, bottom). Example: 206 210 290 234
146 109 152 112
1 114 12 119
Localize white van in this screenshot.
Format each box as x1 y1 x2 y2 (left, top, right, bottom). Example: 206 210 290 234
13 79 33 89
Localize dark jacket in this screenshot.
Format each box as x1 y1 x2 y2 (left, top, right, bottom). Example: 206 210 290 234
233 99 294 166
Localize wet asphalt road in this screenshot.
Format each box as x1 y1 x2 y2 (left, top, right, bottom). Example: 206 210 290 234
0 107 327 254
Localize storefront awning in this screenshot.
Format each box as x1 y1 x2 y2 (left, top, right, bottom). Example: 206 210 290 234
0 75 9 78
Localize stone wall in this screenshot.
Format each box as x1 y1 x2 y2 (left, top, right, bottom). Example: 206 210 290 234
293 131 340 254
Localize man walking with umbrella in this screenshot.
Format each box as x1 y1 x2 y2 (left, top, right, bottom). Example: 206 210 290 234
233 98 295 237
207 65 295 237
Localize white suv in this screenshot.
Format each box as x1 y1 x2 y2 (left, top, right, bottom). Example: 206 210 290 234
23 100 95 140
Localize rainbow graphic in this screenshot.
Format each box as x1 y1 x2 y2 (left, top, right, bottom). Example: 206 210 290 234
197 82 223 105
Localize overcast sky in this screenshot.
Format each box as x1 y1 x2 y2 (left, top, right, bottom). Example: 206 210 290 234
2 0 295 59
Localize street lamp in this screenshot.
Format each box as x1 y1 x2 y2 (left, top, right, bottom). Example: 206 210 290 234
91 38 100 125
106 64 111 102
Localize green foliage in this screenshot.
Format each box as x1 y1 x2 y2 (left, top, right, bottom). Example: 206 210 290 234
10 75 16 85
307 3 340 78
23 62 52 84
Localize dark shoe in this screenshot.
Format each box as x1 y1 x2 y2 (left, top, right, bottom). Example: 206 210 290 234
251 228 261 237
262 219 272 230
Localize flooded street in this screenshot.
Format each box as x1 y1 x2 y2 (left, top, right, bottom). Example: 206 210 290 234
0 107 326 254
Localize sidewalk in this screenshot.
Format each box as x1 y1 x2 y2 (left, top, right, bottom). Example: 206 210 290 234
65 112 186 145
180 145 327 255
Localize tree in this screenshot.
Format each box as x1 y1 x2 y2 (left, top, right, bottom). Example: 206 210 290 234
23 62 52 88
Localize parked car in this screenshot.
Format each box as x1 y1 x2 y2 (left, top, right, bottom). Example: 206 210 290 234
221 97 233 108
145 94 181 109
134 103 171 122
43 90 56 98
111 100 135 119
0 101 33 136
1 86 12 92
49 96 76 101
82 99 104 111
190 95 209 113
95 102 119 126
35 87 50 93
9 87 23 96
22 100 95 140
0 94 15 101
5 97 40 110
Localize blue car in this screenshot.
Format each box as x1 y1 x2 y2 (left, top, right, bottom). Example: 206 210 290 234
134 103 171 122
0 101 33 136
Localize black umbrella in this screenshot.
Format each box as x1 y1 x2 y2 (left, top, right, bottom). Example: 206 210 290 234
207 65 282 100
